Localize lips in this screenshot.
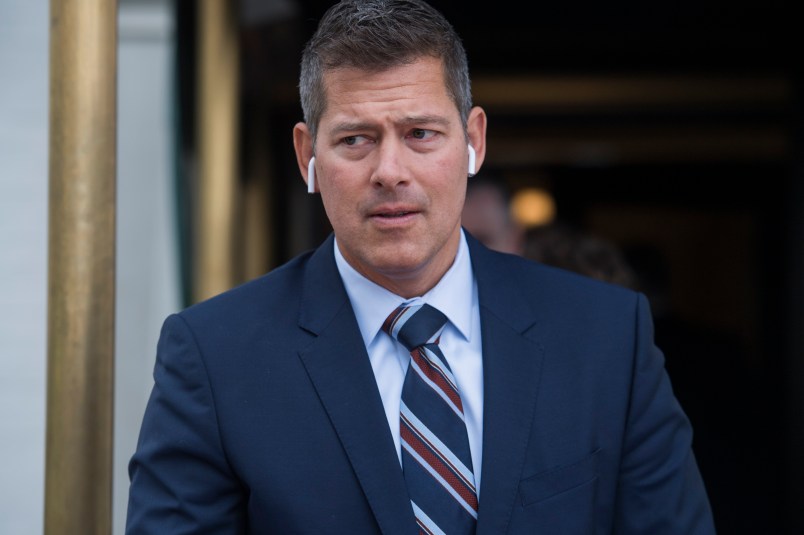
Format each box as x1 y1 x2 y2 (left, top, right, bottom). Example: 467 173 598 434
375 210 414 218
368 205 421 226
368 203 420 217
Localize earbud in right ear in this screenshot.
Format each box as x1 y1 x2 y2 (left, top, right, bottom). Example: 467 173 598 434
307 156 316 194
468 145 476 177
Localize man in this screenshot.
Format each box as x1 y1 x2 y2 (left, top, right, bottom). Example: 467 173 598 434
127 1 715 533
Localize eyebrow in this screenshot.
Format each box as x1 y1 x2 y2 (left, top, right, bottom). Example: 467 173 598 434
329 115 452 136
399 115 451 128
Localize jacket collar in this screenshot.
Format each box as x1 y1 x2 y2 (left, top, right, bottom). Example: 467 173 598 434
297 235 414 535
466 234 545 535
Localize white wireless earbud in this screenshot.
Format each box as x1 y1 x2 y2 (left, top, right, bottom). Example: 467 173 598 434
307 156 316 194
467 144 476 177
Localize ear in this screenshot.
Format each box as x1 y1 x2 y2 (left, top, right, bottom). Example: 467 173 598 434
293 122 316 193
466 106 487 175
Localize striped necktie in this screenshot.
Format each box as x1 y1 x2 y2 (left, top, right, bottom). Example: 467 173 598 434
383 303 478 535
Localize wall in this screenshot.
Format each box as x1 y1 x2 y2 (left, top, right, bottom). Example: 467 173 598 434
114 1 180 533
0 2 49 532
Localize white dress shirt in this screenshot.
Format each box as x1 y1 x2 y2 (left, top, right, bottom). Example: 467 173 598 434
334 230 484 492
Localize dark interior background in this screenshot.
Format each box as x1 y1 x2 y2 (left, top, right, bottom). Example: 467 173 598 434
175 1 802 533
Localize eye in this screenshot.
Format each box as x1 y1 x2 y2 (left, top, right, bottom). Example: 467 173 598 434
411 129 431 140
342 134 371 147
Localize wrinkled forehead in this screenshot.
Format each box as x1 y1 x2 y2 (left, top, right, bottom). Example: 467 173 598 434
319 55 453 112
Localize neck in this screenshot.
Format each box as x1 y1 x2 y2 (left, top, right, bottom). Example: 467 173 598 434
341 232 461 299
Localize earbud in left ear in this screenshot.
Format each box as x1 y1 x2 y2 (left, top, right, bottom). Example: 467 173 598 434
307 156 316 194
468 144 476 177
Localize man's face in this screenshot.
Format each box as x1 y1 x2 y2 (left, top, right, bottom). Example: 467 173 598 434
294 56 486 297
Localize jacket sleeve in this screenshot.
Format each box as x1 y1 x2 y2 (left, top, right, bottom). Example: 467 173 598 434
614 293 716 534
126 314 246 535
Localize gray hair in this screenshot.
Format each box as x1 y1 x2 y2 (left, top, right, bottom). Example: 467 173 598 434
298 0 472 142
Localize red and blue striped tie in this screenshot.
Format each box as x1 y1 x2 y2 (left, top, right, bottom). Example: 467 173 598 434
383 303 478 535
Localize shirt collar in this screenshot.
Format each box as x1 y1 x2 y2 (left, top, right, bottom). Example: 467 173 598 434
334 230 475 348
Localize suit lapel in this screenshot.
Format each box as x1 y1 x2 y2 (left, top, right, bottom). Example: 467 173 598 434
468 236 545 535
297 236 414 535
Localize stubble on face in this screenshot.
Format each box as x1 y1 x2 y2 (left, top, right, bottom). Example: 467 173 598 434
314 58 469 298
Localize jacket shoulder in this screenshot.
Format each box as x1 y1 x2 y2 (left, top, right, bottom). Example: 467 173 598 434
475 243 640 314
178 248 315 330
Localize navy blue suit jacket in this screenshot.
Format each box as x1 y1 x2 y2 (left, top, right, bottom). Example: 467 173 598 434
127 233 715 534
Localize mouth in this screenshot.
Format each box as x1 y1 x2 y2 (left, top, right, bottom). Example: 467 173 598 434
374 210 416 218
368 205 421 226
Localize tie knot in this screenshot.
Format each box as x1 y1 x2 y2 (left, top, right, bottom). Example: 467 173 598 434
382 303 448 351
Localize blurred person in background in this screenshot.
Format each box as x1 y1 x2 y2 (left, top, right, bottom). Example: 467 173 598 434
524 222 638 289
461 175 525 256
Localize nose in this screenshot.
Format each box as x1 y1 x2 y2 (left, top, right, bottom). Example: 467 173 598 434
370 140 410 189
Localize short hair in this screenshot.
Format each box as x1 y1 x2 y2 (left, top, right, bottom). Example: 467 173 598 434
299 0 472 142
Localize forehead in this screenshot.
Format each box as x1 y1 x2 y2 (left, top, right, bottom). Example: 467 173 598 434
319 57 458 124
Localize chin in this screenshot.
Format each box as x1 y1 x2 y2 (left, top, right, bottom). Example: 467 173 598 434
372 255 426 277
